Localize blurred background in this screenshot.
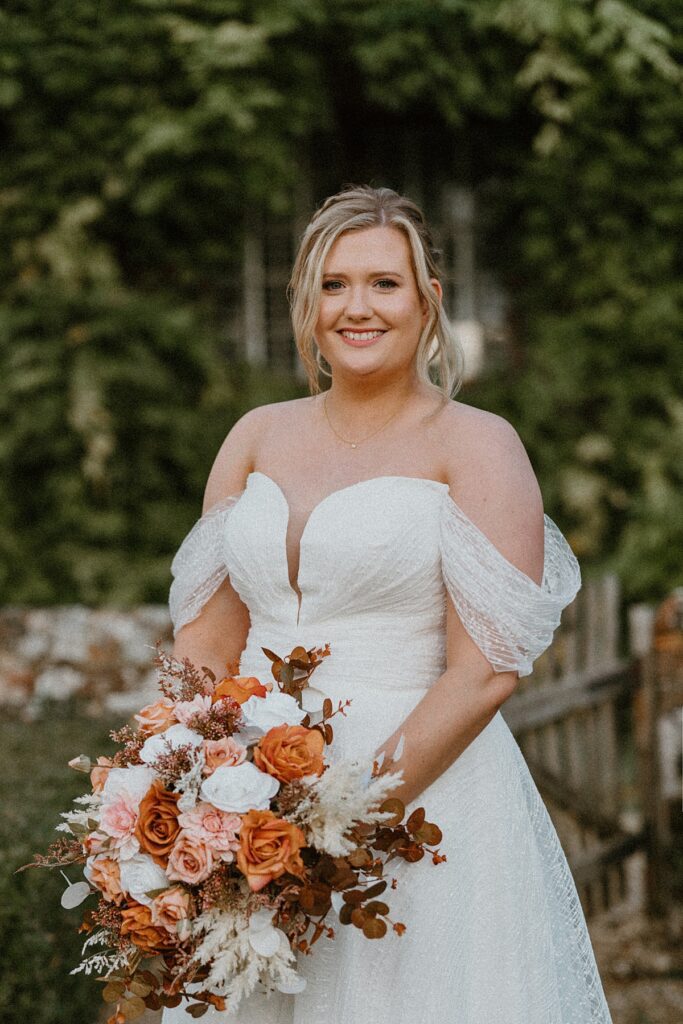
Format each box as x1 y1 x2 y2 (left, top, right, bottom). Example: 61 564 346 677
0 2 681 1022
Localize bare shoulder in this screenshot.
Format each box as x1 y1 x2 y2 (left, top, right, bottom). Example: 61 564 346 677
439 400 545 580
440 401 537 485
203 397 311 511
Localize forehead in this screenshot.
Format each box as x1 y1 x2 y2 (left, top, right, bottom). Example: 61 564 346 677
323 225 412 272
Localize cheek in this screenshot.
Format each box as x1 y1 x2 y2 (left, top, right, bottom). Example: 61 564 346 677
315 296 340 328
388 294 427 330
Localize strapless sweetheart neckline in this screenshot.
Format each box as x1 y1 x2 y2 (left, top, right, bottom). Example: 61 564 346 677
247 471 450 624
244 471 448 622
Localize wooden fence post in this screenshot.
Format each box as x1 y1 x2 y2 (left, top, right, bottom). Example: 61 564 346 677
629 602 668 917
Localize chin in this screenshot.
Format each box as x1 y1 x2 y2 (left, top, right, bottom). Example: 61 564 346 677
336 359 384 378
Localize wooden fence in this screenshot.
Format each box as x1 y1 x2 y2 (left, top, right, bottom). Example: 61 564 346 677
501 574 682 919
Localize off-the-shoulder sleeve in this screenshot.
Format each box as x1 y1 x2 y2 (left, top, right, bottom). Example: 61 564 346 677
168 494 241 637
439 494 581 677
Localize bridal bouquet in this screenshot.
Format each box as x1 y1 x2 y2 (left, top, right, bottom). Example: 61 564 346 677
23 641 445 1022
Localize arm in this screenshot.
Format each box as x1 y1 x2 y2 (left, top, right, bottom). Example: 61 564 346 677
372 414 545 807
170 406 267 682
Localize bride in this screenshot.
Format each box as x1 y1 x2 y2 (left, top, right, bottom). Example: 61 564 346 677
165 185 613 1023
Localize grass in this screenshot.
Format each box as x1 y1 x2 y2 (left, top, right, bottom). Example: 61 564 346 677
0 701 120 1024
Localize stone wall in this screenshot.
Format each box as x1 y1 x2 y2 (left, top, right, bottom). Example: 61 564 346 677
0 606 173 715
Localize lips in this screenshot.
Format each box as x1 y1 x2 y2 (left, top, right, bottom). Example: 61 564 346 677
338 329 387 348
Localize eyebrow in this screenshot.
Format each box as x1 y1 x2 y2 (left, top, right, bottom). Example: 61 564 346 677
322 271 405 279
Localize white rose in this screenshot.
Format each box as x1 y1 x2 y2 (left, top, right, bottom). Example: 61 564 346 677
139 724 204 765
241 691 307 735
118 853 170 906
101 765 156 807
200 761 280 813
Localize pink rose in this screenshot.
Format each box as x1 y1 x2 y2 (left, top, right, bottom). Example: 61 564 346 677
175 694 212 725
134 697 177 736
202 737 247 776
151 886 193 938
178 802 242 862
100 794 140 859
166 832 215 885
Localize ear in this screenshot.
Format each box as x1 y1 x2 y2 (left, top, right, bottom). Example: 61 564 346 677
421 278 443 319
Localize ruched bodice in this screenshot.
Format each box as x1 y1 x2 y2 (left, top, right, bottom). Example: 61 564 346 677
164 470 612 1024
227 473 449 692
227 471 448 628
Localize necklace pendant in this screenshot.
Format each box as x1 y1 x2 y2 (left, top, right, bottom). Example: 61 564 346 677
350 442 358 449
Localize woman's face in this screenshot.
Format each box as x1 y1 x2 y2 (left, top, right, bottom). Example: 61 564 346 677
313 225 442 385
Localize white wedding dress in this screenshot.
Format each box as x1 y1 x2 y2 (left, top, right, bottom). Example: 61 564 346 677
164 470 613 1024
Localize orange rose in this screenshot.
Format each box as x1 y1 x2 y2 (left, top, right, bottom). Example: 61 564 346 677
135 781 180 866
212 676 267 705
85 856 124 905
253 724 325 783
236 809 306 893
120 900 175 954
134 697 177 736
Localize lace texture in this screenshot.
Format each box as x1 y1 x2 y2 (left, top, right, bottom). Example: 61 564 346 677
168 493 242 637
440 498 582 676
162 473 612 1024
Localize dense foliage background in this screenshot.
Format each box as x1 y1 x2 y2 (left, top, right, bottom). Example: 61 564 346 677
0 0 680 607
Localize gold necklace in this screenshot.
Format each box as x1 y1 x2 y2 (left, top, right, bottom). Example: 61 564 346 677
322 392 404 449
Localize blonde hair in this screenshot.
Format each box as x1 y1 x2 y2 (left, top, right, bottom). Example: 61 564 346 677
287 184 465 401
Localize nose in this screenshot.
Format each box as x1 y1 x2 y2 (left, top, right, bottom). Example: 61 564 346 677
343 286 373 319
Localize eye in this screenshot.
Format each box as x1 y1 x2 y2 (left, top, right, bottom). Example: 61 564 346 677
375 279 398 289
322 280 343 291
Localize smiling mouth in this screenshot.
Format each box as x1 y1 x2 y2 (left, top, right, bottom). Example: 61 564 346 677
338 329 387 344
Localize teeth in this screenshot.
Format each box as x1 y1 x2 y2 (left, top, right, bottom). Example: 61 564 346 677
341 330 385 341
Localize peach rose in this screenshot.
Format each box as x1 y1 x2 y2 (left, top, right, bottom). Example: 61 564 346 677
236 809 306 893
150 886 193 938
212 676 267 705
135 781 180 866
120 900 175 954
166 832 215 885
253 724 325 783
90 756 113 793
134 697 177 736
202 737 247 775
84 831 110 856
86 856 124 904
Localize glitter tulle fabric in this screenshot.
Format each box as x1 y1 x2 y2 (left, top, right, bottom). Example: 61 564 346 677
164 471 612 1024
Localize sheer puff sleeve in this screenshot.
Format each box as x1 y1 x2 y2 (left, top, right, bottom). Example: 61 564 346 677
439 493 581 678
168 494 241 638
